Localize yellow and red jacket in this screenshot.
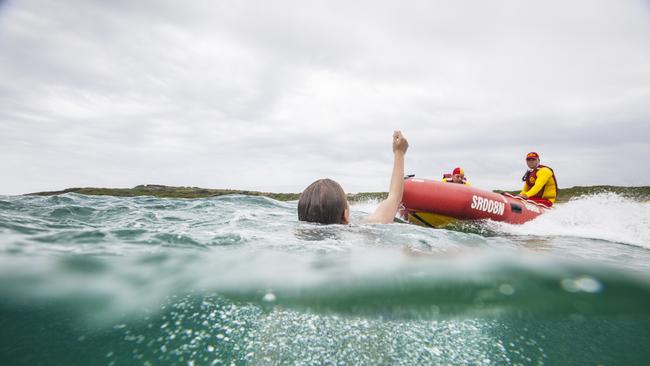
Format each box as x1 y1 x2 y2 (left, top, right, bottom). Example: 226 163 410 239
520 165 558 203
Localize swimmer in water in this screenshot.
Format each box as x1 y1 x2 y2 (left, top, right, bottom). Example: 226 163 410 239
298 131 408 224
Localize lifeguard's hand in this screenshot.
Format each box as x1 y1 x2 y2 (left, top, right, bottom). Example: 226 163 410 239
517 194 528 199
392 131 408 154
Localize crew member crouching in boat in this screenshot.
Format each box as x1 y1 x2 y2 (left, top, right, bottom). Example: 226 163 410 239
517 152 557 207
442 167 470 185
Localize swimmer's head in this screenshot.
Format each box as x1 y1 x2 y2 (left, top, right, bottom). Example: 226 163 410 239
298 178 349 225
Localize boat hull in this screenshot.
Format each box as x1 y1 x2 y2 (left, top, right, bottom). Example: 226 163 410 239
399 178 549 227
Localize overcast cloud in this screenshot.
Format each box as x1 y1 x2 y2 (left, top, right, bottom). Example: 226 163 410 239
1 0 649 195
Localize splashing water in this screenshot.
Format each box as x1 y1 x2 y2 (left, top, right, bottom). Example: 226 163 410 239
488 193 650 248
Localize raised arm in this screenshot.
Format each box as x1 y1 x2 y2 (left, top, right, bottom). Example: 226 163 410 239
361 131 409 224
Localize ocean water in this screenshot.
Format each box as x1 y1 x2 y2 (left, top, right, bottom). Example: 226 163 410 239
1 192 649 365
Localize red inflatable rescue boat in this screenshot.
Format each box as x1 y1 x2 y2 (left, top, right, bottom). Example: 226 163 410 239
399 178 550 227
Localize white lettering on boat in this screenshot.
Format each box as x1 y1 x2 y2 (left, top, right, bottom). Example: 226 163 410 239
471 195 505 216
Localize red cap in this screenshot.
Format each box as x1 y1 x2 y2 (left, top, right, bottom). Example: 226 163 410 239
452 167 464 175
526 152 540 160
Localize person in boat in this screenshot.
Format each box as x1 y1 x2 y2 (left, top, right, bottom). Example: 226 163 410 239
442 167 470 185
298 131 409 224
516 152 558 207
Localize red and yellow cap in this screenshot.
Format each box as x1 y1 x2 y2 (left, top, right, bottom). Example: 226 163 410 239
452 167 464 175
526 152 540 160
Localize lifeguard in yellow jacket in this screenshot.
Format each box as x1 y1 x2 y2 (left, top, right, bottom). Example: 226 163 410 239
517 152 557 207
442 167 470 186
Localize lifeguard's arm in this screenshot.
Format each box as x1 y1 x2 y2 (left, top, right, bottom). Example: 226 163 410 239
522 168 552 197
361 131 408 224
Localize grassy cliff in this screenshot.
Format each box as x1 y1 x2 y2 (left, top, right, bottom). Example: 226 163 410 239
27 185 389 203
28 184 649 203
28 185 301 201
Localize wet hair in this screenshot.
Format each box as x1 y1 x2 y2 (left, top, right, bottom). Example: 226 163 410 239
298 179 348 224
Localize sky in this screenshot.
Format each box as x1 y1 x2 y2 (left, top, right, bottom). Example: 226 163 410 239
1 0 649 195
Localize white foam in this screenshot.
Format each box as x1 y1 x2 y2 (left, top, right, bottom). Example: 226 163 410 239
490 193 650 249
350 199 381 215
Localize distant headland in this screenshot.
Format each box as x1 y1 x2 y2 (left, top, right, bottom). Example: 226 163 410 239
27 184 650 203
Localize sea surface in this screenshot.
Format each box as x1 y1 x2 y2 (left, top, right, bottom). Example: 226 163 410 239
1 192 649 365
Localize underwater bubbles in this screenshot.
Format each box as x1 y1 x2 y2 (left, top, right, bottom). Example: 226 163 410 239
560 276 603 293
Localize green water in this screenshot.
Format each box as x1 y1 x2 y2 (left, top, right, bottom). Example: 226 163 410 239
1 193 649 365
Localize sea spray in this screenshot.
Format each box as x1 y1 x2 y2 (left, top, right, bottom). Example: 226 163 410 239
488 193 650 248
